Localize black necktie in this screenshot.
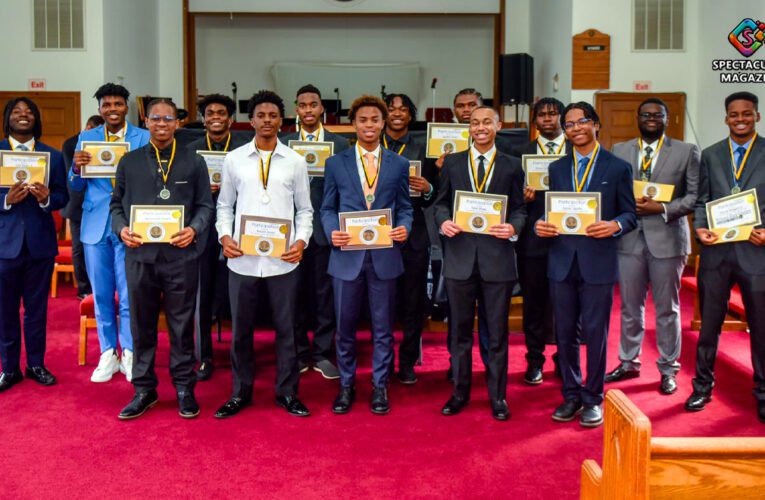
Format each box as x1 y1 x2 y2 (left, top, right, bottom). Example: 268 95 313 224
546 142 556 155
643 146 653 178
477 155 486 188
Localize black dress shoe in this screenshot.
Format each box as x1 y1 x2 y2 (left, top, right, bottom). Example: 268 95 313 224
196 360 214 382
214 397 252 419
523 365 543 386
580 405 604 427
758 401 765 423
441 395 469 416
552 400 583 422
684 390 712 411
177 390 200 418
490 399 511 421
0 371 23 392
118 389 159 420
276 395 310 417
332 386 355 414
660 374 678 395
370 386 390 415
25 366 56 386
604 365 640 383
398 365 417 385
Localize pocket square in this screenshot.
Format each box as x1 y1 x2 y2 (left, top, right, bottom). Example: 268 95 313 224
601 181 608 185
175 181 188 185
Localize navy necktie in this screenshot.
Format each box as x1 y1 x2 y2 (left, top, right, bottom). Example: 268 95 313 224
735 146 746 168
577 157 589 185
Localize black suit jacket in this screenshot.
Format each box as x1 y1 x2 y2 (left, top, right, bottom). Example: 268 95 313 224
434 149 527 282
512 140 572 257
60 133 84 220
281 130 349 246
110 144 214 263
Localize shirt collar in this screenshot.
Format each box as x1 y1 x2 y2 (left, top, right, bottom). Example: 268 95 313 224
540 133 565 147
730 135 754 150
301 125 323 141
574 144 599 163
639 136 661 150
250 138 287 158
9 136 36 150
356 143 381 161
470 144 496 162
385 131 411 146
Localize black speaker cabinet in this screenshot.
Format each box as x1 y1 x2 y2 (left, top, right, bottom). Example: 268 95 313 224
499 53 534 105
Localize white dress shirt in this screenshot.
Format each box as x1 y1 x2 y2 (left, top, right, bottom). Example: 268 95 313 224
216 139 313 278
467 145 497 192
535 133 566 155
638 136 662 173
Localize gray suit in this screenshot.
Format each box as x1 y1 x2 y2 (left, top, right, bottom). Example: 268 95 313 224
613 137 700 375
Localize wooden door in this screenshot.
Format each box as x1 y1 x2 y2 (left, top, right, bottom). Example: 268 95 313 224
594 92 685 150
0 91 81 150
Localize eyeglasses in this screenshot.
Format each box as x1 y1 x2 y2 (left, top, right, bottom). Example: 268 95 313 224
562 117 593 130
147 115 176 123
637 112 666 120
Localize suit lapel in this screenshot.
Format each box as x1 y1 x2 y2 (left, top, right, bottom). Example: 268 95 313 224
650 136 672 180
627 139 640 179
715 140 735 191
372 148 393 209
342 149 367 207
740 136 765 189
586 147 609 191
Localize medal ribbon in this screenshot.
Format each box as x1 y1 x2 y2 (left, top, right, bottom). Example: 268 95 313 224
572 143 600 193
728 133 757 186
206 132 231 152
536 138 564 155
255 146 273 192
358 143 381 190
638 135 664 176
469 149 497 193
151 139 177 187
383 135 406 155
104 123 127 142
300 123 323 142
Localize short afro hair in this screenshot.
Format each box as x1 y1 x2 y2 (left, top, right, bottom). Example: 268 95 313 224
94 83 130 103
296 84 322 99
348 95 388 122
247 90 285 119
197 93 236 117
384 93 417 120
725 91 759 112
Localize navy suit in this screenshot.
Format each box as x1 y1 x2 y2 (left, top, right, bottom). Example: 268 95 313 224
0 140 68 372
320 146 413 388
546 147 636 406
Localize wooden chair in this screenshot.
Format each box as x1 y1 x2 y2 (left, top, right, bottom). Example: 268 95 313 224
50 213 75 298
581 389 765 499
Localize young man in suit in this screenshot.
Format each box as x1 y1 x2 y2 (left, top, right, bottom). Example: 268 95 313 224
606 98 700 395
0 97 68 392
70 83 150 383
513 97 568 385
283 84 349 381
321 95 413 415
186 93 248 382
536 102 637 428
213 90 313 419
383 93 437 384
111 99 214 419
686 91 765 422
434 105 527 421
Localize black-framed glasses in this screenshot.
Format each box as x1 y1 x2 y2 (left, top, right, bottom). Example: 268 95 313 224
147 115 176 123
562 117 593 130
637 112 666 120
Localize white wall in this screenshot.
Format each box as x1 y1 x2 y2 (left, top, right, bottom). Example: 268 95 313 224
195 15 495 119
530 0 573 104
189 0 500 14
157 0 185 106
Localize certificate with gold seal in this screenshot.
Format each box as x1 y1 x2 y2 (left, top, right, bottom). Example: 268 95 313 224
339 208 393 250
0 150 50 187
129 205 184 244
196 150 227 186
426 123 470 158
287 140 334 176
545 191 601 236
633 180 674 202
409 161 422 198
522 154 564 191
239 215 292 258
706 188 761 244
452 190 507 234
80 140 130 178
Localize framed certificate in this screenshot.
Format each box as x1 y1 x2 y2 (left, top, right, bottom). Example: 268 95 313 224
545 191 601 236
633 180 675 202
409 160 422 198
522 154 564 191
239 215 292 258
287 140 334 176
426 123 470 158
80 141 130 178
705 189 761 244
339 208 393 250
452 190 507 234
0 150 50 187
197 150 227 186
129 205 184 244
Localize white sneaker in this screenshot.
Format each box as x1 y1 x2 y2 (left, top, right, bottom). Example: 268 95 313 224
120 349 133 382
91 349 120 383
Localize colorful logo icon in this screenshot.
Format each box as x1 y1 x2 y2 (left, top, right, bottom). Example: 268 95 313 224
729 18 765 57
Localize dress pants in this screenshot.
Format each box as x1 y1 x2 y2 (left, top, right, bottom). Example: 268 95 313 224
397 241 430 369
127 256 198 391
295 240 335 364
194 228 228 362
0 243 54 372
333 252 397 388
445 262 513 401
618 232 685 375
519 254 555 369
229 268 300 398
447 296 491 369
551 256 614 406
69 218 91 296
84 231 131 352
693 249 765 399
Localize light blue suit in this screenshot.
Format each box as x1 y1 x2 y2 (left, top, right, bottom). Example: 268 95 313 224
69 123 150 353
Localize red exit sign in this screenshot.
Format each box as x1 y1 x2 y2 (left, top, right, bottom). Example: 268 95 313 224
28 79 46 90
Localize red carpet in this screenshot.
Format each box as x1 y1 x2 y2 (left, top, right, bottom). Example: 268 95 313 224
2 282 763 498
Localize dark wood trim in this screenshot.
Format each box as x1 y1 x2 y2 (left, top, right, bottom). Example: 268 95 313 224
183 0 197 120
495 0 504 117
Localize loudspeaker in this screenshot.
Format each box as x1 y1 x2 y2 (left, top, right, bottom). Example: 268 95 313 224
499 53 534 105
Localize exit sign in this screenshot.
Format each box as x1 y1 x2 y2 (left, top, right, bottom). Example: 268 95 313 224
28 79 46 90
633 80 652 92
